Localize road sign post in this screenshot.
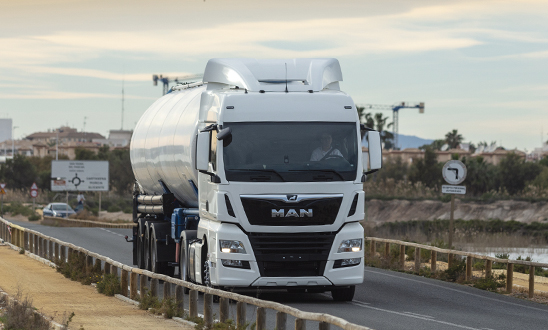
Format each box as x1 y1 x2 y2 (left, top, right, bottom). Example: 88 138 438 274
442 160 467 248
30 182 38 215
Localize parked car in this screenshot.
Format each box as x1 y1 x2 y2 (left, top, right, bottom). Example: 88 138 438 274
42 203 76 218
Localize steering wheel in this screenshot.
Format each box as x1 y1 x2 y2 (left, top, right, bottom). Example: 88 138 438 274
321 155 345 161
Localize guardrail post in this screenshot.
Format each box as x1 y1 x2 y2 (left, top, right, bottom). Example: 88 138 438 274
39 237 44 257
121 269 129 297
68 247 73 261
150 278 159 298
34 235 38 255
55 243 60 261
189 290 198 318
24 232 28 250
529 266 535 298
140 275 147 301
104 262 111 274
448 253 453 269
485 260 492 278
219 297 229 323
130 272 138 300
295 318 305 330
370 240 376 255
319 322 330 330
86 255 93 273
506 263 513 293
384 242 390 258
42 238 48 258
176 285 185 317
204 294 213 328
256 307 266 330
48 240 53 260
431 251 437 273
275 311 287 330
94 258 101 273
236 301 246 327
466 256 473 281
111 265 118 277
60 245 66 263
414 247 421 274
163 281 171 300
400 244 405 269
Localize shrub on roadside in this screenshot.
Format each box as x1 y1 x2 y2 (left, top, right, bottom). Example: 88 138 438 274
96 273 121 296
28 213 41 221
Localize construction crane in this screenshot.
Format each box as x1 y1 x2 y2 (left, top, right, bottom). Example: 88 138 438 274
360 102 425 150
153 74 203 95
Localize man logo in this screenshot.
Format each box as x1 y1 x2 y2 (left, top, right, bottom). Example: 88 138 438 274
272 209 313 218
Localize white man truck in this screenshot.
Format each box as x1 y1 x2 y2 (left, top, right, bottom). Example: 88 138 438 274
129 58 382 301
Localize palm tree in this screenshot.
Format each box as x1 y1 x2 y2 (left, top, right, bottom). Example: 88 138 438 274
445 129 463 149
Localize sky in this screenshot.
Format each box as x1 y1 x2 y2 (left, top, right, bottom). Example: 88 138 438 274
0 0 547 152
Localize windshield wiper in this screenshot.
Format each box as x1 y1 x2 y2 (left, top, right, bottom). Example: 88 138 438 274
289 169 345 181
229 168 285 182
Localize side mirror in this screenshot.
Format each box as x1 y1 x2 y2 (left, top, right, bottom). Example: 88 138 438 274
217 127 232 140
364 131 382 174
196 131 210 171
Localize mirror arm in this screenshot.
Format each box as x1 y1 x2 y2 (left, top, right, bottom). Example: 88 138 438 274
199 170 221 183
200 124 218 133
360 124 375 132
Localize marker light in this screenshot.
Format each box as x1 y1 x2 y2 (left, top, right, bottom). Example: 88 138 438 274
338 239 362 253
219 240 246 254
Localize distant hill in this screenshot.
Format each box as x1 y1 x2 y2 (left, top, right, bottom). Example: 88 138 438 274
397 134 433 149
362 133 433 150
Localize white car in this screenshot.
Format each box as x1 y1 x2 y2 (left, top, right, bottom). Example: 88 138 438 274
42 203 76 218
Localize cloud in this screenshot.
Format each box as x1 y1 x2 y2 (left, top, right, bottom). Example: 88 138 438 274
28 67 197 82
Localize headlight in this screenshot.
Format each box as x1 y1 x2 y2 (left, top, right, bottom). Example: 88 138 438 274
219 240 246 254
338 238 362 253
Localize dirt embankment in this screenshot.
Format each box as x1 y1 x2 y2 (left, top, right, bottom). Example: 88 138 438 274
365 199 548 225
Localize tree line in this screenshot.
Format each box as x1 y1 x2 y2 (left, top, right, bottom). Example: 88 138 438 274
377 148 547 196
0 146 134 195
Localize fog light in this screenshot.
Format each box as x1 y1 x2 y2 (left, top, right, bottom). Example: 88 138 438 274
333 258 361 268
221 259 251 269
338 239 362 253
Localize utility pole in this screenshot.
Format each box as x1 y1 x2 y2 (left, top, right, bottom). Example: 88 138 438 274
11 126 18 157
121 79 125 130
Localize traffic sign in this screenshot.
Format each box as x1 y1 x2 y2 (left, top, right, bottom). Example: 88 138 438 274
442 160 467 185
30 190 38 198
31 182 38 190
0 183 5 195
442 185 466 195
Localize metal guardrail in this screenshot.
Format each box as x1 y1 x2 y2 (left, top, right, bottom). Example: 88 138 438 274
366 237 548 299
42 216 135 229
0 217 373 330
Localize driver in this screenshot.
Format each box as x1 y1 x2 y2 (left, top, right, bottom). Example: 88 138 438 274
310 133 343 161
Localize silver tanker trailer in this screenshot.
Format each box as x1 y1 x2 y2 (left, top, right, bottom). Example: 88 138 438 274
129 58 382 301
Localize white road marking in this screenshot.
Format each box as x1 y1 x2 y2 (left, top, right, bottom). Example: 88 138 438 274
100 228 126 238
364 268 548 312
350 301 484 330
403 311 435 319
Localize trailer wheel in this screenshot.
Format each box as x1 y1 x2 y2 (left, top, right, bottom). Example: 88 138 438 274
179 241 190 294
151 229 168 274
331 285 355 302
144 227 151 271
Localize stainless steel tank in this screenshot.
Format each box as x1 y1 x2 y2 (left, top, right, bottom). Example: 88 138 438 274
130 85 206 207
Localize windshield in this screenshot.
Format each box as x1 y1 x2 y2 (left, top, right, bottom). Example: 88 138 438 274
52 204 73 211
223 122 359 182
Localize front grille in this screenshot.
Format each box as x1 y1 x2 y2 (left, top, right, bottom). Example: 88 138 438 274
249 232 335 277
241 196 342 226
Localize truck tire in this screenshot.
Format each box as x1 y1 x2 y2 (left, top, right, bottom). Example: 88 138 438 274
151 228 168 275
331 286 355 302
179 240 190 294
144 226 152 271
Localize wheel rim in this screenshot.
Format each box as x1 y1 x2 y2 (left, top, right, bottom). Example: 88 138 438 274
144 233 150 271
151 232 157 273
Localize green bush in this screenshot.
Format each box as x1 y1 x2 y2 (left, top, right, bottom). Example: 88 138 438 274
138 288 161 311
444 259 466 282
28 213 41 221
96 273 121 296
4 202 34 217
107 204 121 213
473 274 506 292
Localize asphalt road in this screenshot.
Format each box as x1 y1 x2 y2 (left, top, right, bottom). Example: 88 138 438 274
7 219 548 330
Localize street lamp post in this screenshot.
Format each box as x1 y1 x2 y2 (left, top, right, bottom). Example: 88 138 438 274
56 129 59 160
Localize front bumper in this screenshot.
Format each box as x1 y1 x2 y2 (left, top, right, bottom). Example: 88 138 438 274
211 222 364 287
